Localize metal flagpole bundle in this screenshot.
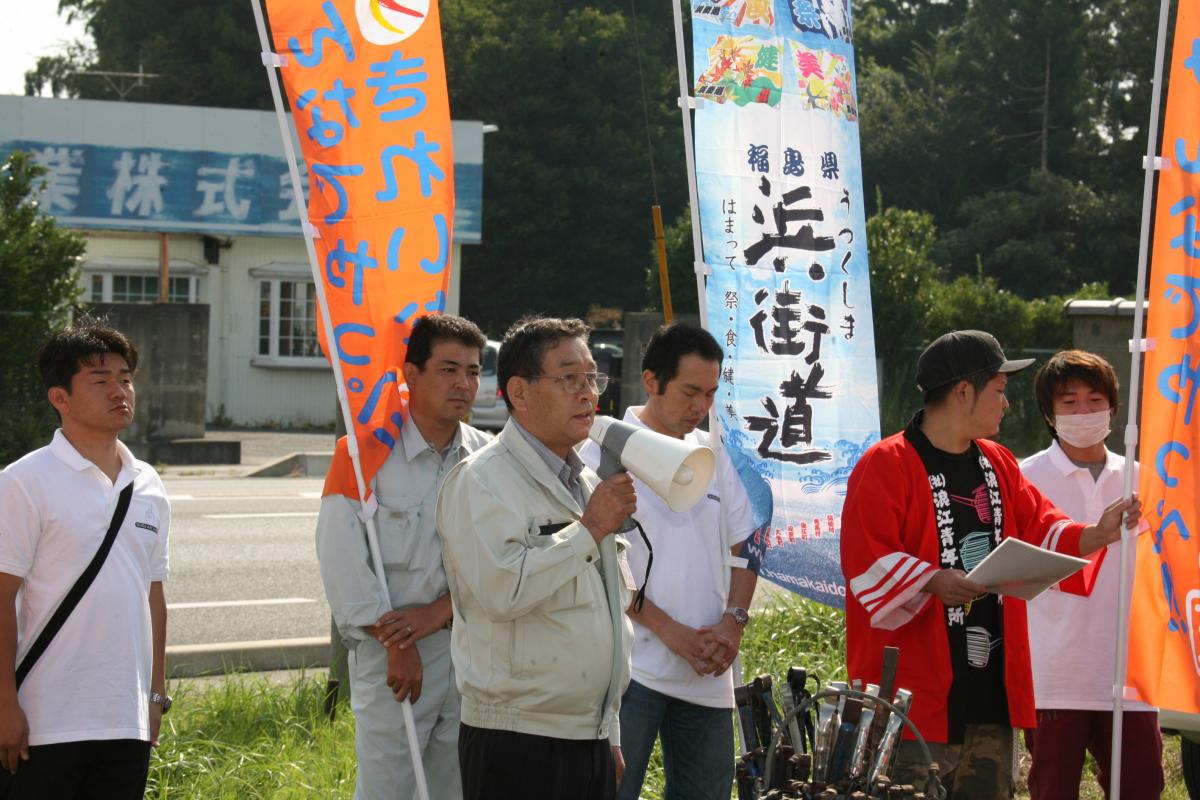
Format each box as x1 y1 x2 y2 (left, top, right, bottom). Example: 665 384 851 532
248 3 430 799
1111 1 1173 797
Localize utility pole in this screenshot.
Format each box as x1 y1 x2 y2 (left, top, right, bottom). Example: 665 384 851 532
72 58 160 101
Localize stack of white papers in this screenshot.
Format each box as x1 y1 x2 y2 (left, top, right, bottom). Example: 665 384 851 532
965 538 1090 601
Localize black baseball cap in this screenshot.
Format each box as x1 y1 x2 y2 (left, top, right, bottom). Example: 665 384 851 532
916 330 1035 392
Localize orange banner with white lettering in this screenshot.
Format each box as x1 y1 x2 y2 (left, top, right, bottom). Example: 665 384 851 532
263 0 453 494
1128 0 1200 714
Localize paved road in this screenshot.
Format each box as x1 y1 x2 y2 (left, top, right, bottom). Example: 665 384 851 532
158 468 795 673
163 476 331 648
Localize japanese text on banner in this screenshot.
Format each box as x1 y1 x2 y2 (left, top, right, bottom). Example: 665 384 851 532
1128 1 1200 715
692 0 879 609
263 0 454 492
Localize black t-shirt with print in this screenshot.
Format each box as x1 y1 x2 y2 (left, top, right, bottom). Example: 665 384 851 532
905 415 1009 743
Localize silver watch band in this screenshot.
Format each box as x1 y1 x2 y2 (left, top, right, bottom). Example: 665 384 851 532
149 691 172 712
723 606 750 624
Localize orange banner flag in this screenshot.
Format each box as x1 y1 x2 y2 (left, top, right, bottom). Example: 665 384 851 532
262 0 454 497
1128 0 1200 714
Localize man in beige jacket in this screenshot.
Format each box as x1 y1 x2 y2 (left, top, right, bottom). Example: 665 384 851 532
436 315 637 800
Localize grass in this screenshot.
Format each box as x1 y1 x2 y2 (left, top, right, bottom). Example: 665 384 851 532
638 596 848 799
149 599 1190 799
148 673 356 799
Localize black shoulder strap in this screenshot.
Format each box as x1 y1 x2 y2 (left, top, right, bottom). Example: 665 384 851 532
14 482 134 688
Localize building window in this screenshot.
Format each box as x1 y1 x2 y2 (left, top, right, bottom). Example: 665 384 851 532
258 279 322 360
88 273 197 303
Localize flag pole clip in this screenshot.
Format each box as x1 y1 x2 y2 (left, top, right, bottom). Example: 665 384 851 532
677 96 703 110
1142 155 1171 171
261 51 288 68
1129 337 1156 353
302 221 322 240
1123 421 1138 449
694 261 712 276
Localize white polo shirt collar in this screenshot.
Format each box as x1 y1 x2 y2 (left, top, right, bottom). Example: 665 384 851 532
48 429 141 484
1044 438 1120 479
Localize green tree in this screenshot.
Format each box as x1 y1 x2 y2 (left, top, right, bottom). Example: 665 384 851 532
30 0 689 334
1075 0 1163 197
922 271 1112 454
935 171 1137 297
863 195 1113 445
26 0 269 109
643 207 700 316
854 0 1155 298
864 199 942 432
0 152 86 464
956 0 1092 178
443 0 687 334
851 0 968 73
865 198 941 364
30 0 1153 330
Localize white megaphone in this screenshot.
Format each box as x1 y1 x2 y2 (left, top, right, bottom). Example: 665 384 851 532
588 415 716 513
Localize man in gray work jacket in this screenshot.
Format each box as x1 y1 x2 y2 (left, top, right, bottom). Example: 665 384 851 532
437 315 637 800
316 314 491 800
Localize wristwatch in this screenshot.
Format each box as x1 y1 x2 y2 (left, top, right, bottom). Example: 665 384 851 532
723 606 750 626
149 691 172 714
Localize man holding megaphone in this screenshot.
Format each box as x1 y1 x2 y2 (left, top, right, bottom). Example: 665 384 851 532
436 316 637 800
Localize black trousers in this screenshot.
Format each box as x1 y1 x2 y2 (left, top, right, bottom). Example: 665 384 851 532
459 723 615 800
1 739 151 800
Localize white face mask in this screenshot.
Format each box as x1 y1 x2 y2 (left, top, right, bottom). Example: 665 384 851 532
1054 409 1112 449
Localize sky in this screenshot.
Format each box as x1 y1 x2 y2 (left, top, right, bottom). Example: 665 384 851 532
2 4 90 96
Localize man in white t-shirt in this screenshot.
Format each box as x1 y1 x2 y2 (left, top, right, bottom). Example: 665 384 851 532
581 323 757 800
1020 349 1162 800
0 320 170 799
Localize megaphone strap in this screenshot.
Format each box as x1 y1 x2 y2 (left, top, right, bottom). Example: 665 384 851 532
630 518 653 613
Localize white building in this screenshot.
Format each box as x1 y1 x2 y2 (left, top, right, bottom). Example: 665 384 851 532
0 95 483 427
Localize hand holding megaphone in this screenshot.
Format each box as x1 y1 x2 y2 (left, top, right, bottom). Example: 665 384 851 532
581 473 638 544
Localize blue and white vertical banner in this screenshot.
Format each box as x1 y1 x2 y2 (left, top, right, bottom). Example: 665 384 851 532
692 0 879 609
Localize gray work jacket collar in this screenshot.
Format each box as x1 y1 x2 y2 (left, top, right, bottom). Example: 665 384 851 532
400 415 465 464
498 419 596 514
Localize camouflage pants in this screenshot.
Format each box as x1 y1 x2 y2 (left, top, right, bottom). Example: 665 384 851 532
891 723 1014 800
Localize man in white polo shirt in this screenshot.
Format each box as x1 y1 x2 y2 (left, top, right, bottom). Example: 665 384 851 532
0 320 169 799
1020 349 1162 799
581 322 757 800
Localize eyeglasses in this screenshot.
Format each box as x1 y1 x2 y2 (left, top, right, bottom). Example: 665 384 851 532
527 372 610 395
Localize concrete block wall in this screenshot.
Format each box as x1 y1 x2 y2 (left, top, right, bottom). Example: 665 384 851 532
87 301 210 444
1065 298 1145 457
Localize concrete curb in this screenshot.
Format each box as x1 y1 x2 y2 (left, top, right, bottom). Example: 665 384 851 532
167 636 331 678
246 452 334 478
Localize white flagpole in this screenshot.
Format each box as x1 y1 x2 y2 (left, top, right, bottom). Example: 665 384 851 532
669 0 706 313
249 4 430 799
1111 0 1173 797
668 0 753 691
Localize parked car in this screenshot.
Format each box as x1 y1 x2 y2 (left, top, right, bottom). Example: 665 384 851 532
468 340 509 431
590 341 623 419
469 336 624 430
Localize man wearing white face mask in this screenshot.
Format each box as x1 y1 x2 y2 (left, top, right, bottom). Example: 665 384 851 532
1020 350 1163 800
